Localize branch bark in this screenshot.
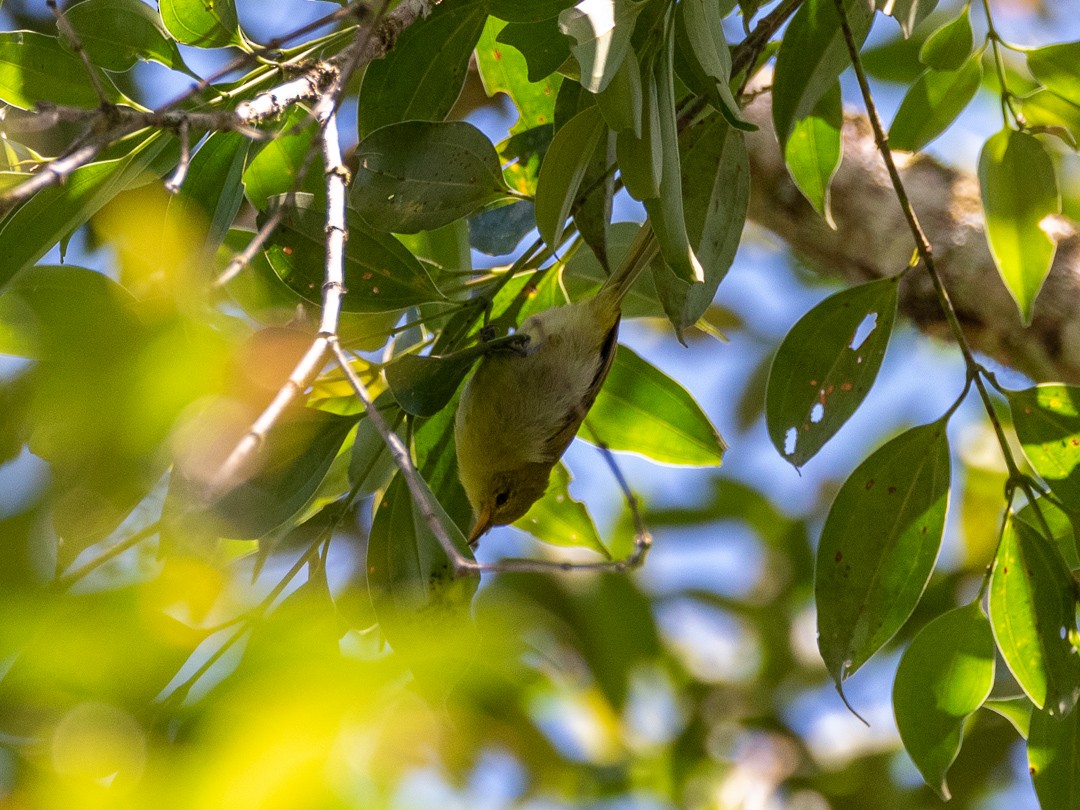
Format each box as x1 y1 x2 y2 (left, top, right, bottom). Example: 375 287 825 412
741 94 1080 385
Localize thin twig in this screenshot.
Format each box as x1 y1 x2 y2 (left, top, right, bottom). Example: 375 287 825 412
163 118 191 193
48 0 111 106
54 520 161 590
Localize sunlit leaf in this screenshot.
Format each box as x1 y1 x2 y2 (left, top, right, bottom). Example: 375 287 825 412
817 419 951 684
559 0 647 94
889 52 983 152
984 697 1033 739
242 107 322 211
159 0 239 48
766 276 899 467
1020 89 1080 150
496 17 571 84
1028 41 1080 107
352 121 513 233
585 345 726 466
1029 704 1080 809
477 17 562 135
357 0 486 138
979 128 1060 324
893 602 995 800
918 4 973 70
882 0 939 38
65 0 187 72
0 30 123 109
784 82 842 225
989 514 1080 714
490 0 576 22
515 462 608 556
772 0 875 147
1009 385 1080 509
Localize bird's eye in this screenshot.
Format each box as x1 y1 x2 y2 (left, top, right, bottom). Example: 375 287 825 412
495 490 510 507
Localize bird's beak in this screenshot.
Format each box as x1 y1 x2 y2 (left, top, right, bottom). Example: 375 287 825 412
467 508 493 548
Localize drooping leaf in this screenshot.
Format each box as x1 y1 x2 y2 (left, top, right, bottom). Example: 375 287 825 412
352 121 513 233
584 345 726 466
816 419 951 684
159 0 239 48
490 0 576 22
1028 41 1080 108
672 0 752 129
559 0 647 94
65 0 187 72
615 47 662 201
477 17 563 135
652 115 750 332
889 52 983 152
766 276 899 468
784 82 842 226
893 602 995 800
595 41 642 134
535 105 606 249
989 513 1080 714
1009 385 1080 508
772 0 875 147
357 0 487 138
347 393 399 498
1029 704 1080 810
0 30 123 109
979 128 1061 324
514 462 608 556
918 4 973 70
262 193 446 312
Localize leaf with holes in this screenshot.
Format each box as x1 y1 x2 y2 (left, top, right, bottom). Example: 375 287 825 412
989 514 1080 714
816 419 951 686
352 121 513 233
766 276 899 468
893 602 995 801
1009 385 1080 508
477 17 562 135
979 128 1060 325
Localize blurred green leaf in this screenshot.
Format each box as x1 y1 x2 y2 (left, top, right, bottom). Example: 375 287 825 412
883 0 940 38
1029 703 1080 809
65 0 188 72
772 0 874 147
535 105 606 249
889 53 983 152
893 602 995 800
0 30 124 109
159 0 239 48
766 276 899 468
984 697 1033 739
918 4 972 70
1027 41 1080 107
585 345 726 466
1019 89 1080 150
1009 385 1080 509
817 419 951 684
477 17 563 135
347 393 399 498
979 128 1060 325
784 82 842 226
352 121 512 233
515 462 608 556
263 193 446 312
357 0 486 138
989 514 1080 714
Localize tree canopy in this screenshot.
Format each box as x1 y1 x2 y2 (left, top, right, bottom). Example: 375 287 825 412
1 0 1080 807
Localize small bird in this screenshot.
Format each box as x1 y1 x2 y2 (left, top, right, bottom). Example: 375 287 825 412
454 226 657 544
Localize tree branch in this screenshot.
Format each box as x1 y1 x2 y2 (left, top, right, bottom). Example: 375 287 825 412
741 95 1080 384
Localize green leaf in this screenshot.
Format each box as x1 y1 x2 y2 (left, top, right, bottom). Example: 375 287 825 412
242 108 322 211
201 408 358 540
347 394 398 498
490 0 576 22
652 116 750 333
979 128 1061 324
596 42 643 134
65 0 187 72
918 4 973 70
159 0 239 48
772 0 875 147
469 200 537 256
766 276 899 467
535 105 606 249
1018 496 1080 571
816 420 951 684
1029 705 1080 809
0 30 122 109
1009 385 1080 508
352 121 512 233
1028 41 1080 107
673 0 752 130
889 52 983 152
784 82 842 226
385 341 505 418
893 603 995 801
584 345 726 466
983 697 1033 739
262 193 446 312
514 463 608 556
477 17 562 135
357 0 486 139
882 0 939 38
1020 89 1080 151
496 18 572 84
559 0 647 94
989 514 1080 714
616 48 662 201
0 132 175 287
